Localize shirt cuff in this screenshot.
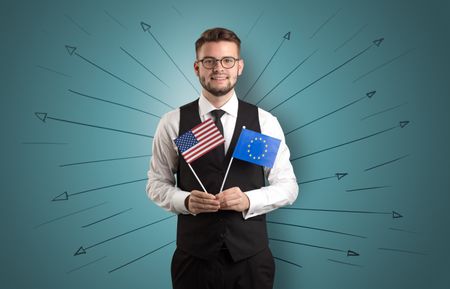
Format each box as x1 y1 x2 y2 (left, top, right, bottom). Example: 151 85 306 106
242 188 264 219
172 190 191 215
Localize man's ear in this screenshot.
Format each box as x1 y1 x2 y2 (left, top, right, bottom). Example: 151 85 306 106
237 59 244 76
194 61 200 76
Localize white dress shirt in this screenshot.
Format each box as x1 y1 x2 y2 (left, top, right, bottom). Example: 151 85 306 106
146 92 298 219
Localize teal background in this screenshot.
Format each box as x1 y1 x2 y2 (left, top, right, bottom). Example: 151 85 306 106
1 0 450 288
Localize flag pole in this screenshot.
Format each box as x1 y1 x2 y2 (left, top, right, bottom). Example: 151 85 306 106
187 163 207 192
219 157 234 192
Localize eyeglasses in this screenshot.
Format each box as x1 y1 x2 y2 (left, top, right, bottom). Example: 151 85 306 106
196 57 240 69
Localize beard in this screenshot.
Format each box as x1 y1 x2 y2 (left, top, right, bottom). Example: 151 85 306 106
199 73 238 97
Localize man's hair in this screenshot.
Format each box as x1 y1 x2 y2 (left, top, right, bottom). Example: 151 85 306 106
195 27 241 57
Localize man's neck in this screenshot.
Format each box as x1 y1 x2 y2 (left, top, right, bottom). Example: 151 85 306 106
202 89 234 108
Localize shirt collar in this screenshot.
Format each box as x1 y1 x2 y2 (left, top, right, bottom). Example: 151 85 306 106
199 92 238 119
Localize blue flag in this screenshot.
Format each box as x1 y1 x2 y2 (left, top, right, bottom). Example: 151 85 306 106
232 128 281 168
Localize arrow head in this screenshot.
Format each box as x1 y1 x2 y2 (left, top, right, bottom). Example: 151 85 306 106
35 112 47 122
347 250 359 256
140 21 151 32
392 211 403 218
65 45 77 56
366 90 377 98
399 121 409 128
335 173 348 180
52 191 68 201
74 246 86 256
373 38 384 47
283 31 291 40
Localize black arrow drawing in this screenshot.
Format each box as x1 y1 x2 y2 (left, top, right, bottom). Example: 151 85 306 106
273 256 302 268
140 22 199 94
328 258 362 267
291 121 409 161
120 46 169 88
243 31 291 99
346 185 391 192
286 90 376 136
68 89 160 118
279 207 403 219
60 154 151 167
299 172 348 185
255 49 318 105
65 45 173 109
75 215 174 256
270 238 359 256
35 112 153 139
268 220 366 239
109 240 175 273
52 178 147 201
82 208 133 228
269 38 384 112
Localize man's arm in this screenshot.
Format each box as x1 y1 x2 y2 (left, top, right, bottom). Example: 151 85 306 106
146 110 191 214
216 110 299 219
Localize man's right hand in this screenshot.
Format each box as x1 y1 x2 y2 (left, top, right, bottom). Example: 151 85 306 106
185 190 220 214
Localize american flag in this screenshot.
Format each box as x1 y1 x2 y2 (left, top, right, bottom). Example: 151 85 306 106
174 118 225 163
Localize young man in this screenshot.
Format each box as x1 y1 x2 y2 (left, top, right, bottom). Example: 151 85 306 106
147 27 298 289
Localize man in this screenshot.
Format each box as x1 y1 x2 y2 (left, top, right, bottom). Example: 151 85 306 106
147 27 298 289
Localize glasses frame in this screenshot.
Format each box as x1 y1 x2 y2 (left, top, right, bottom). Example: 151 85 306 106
196 56 241 69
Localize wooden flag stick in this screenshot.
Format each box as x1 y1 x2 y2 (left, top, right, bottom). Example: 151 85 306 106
187 163 207 192
219 157 234 192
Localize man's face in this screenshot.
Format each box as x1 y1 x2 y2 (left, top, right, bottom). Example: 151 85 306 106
194 41 244 97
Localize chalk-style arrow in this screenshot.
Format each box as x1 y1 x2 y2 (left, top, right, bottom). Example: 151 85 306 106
109 240 175 273
267 220 366 238
255 49 318 105
35 112 153 139
273 256 302 268
346 185 391 192
65 45 172 109
75 215 174 256
243 31 291 100
291 121 409 161
328 258 362 267
286 90 377 136
299 172 348 185
120 47 169 88
279 207 403 219
361 102 407 121
82 208 133 228
60 154 151 167
140 22 199 94
68 89 160 118
269 39 383 112
270 238 359 257
52 178 147 201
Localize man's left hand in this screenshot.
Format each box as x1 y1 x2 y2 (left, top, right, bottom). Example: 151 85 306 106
216 187 249 212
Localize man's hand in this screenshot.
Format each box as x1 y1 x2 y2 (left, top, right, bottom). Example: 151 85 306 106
185 190 220 214
216 187 250 212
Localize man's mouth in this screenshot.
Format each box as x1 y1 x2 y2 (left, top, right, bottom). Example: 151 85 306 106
211 75 228 80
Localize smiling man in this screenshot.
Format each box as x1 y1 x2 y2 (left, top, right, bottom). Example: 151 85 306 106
147 27 298 289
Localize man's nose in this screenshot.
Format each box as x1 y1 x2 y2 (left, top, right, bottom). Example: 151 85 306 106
212 59 224 71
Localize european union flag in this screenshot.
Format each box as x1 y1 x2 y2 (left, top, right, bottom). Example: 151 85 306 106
232 128 281 168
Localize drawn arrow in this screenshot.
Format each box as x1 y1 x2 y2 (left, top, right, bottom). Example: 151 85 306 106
364 154 409 172
35 112 153 140
270 238 359 257
273 256 302 268
60 154 151 167
299 172 348 185
291 120 409 161
109 240 176 273
255 49 318 105
120 47 169 88
75 215 174 256
243 31 291 100
346 185 391 192
267 220 366 238
82 208 133 228
65 45 173 109
140 22 199 94
280 207 403 219
52 178 147 201
68 89 160 118
269 38 384 112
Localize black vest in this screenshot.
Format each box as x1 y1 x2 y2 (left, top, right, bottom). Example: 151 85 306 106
176 99 268 261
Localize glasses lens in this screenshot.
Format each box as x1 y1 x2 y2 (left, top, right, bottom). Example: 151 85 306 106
201 58 215 69
221 57 236 68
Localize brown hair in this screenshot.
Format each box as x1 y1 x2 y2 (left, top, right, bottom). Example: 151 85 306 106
195 27 241 57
